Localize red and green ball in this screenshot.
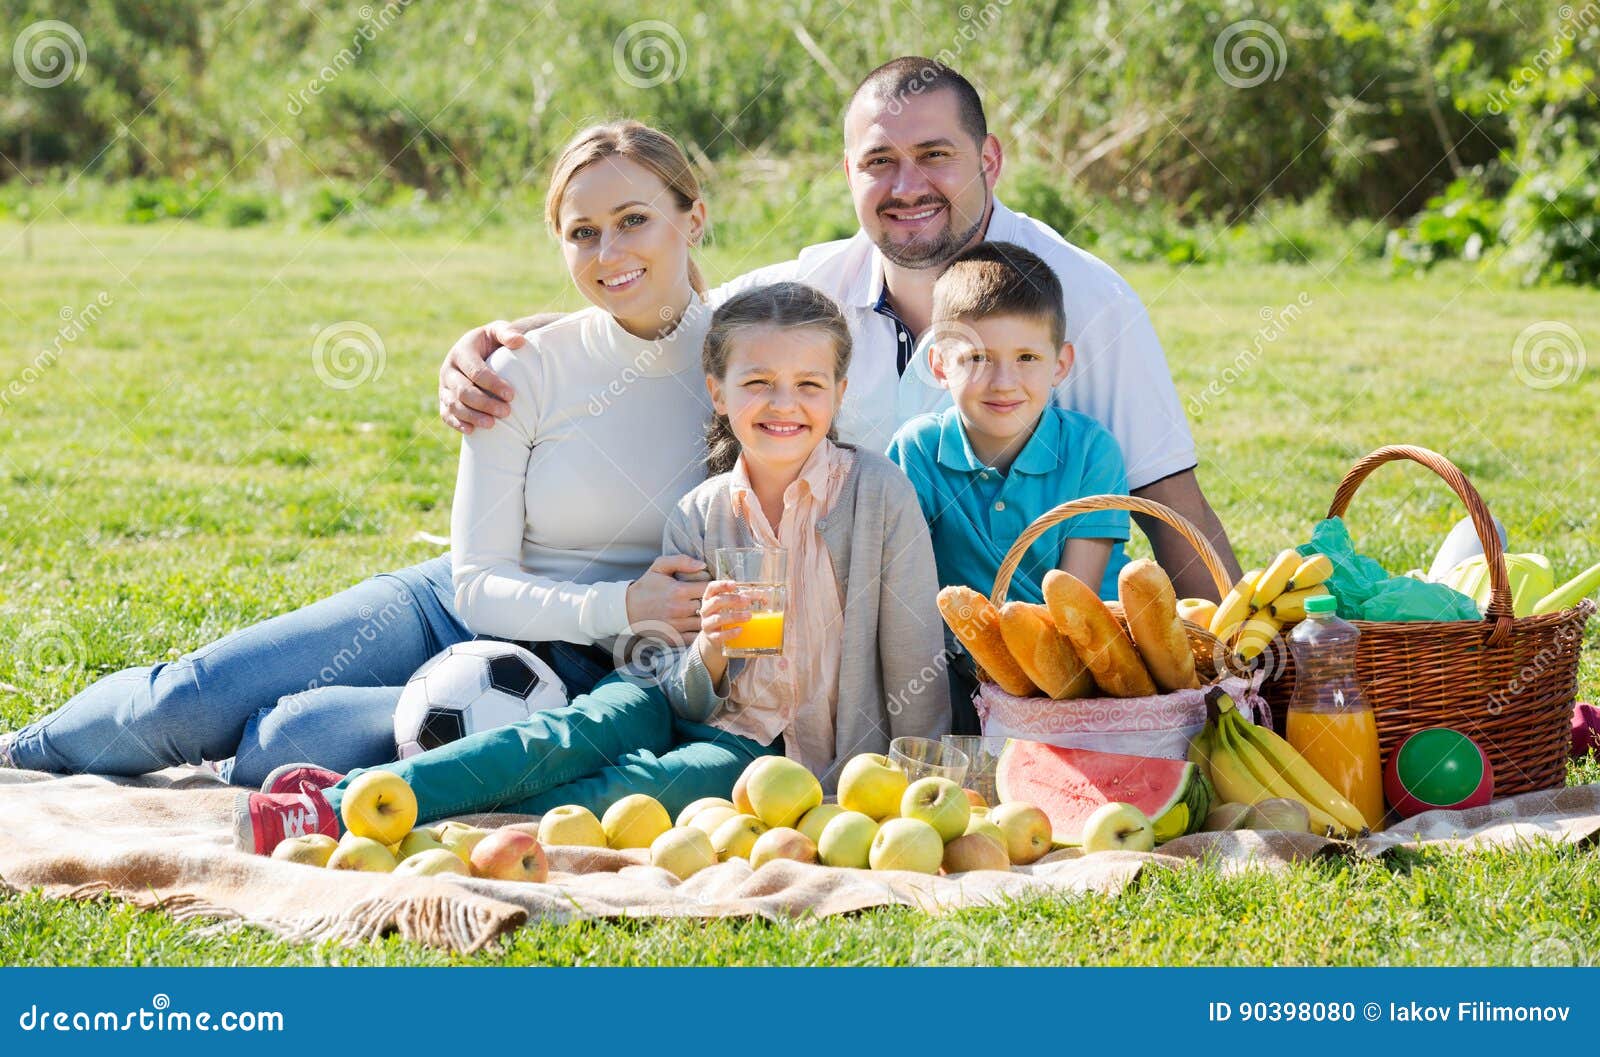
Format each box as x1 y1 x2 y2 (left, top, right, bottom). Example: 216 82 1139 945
1384 727 1494 819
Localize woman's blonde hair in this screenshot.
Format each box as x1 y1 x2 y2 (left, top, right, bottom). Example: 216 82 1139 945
702 282 853 476
543 120 707 295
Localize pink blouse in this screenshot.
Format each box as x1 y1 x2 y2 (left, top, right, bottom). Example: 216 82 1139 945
722 439 855 776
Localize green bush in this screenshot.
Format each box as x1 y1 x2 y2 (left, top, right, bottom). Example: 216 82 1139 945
1385 177 1503 274
1497 145 1600 286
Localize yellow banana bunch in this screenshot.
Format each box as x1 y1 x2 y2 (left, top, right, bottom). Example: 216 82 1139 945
1233 615 1282 660
1200 689 1367 838
1286 553 1333 593
1251 549 1302 609
1267 587 1322 621
1208 569 1262 638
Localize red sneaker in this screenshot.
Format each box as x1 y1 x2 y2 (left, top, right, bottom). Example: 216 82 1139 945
261 762 345 796
234 787 338 855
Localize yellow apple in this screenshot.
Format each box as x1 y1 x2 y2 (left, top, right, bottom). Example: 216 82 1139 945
327 834 397 872
710 813 768 861
676 797 737 829
602 794 671 850
688 805 740 836
817 811 878 868
1080 802 1155 854
749 827 817 869
837 753 908 820
436 821 490 865
537 805 607 848
796 803 845 846
732 756 781 815
470 829 549 882
649 827 717 880
963 815 1006 846
746 757 823 829
989 802 1053 864
396 826 447 861
271 833 338 867
900 777 970 842
340 771 418 846
394 848 469 876
942 832 1010 873
869 818 944 874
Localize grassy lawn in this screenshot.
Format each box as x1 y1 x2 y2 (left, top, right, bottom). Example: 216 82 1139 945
1 219 1596 965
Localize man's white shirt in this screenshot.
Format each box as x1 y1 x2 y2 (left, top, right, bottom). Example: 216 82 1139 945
706 198 1197 491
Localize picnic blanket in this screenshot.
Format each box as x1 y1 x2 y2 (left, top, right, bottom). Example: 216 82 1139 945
1 766 1597 954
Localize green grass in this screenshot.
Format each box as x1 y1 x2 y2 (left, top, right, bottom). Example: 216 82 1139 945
1 220 1597 965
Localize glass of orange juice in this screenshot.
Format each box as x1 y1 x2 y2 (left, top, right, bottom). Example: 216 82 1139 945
713 547 788 658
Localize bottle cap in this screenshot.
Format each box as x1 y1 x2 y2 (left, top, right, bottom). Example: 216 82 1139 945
1305 594 1338 615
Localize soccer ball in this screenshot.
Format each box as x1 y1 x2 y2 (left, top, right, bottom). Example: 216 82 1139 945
393 640 568 759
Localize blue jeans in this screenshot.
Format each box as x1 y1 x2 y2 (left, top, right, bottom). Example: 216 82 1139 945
7 556 615 787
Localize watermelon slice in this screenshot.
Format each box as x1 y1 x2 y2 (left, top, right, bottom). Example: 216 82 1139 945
995 740 1213 845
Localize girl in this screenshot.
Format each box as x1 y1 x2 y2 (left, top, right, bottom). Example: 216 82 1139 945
234 283 949 851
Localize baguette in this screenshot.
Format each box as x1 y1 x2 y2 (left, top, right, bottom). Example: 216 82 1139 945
1118 559 1201 691
937 586 1038 697
998 602 1097 699
1042 570 1157 698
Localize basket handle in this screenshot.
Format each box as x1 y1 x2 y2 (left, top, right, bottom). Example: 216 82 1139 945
1326 444 1514 645
989 495 1234 606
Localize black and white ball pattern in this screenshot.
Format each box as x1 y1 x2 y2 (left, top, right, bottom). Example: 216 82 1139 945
393 640 568 759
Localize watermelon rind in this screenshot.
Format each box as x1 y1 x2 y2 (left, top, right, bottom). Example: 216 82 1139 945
996 739 1211 845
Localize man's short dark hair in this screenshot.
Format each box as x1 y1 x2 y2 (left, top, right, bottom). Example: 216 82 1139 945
847 56 987 147
932 241 1066 348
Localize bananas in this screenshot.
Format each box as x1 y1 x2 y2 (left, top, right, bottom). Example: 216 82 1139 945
1233 615 1282 660
1286 553 1333 593
1198 689 1367 838
1208 569 1262 637
1252 549 1301 609
1207 552 1331 660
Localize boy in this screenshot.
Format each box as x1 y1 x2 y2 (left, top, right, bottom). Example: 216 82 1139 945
886 241 1130 731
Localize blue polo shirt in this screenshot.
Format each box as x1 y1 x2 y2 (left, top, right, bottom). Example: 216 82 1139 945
886 406 1131 602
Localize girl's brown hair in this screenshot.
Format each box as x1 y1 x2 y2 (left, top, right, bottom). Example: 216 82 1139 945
702 282 853 476
544 120 707 294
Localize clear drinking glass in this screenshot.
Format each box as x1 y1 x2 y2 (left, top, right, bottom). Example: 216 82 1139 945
889 736 969 785
713 547 788 658
943 735 1009 806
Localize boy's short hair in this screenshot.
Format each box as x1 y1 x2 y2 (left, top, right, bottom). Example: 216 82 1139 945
931 241 1066 349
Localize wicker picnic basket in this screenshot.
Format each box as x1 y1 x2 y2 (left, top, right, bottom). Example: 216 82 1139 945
983 494 1240 687
1256 445 1595 796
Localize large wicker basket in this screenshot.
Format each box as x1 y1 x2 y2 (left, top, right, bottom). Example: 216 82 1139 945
983 494 1238 684
1257 445 1595 796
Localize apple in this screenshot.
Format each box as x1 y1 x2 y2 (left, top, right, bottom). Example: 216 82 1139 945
470 829 549 882
963 788 988 809
900 777 970 842
989 802 1053 865
649 827 717 881
963 815 1006 846
942 832 1010 873
394 848 469 877
869 818 944 874
676 797 737 829
749 827 817 869
688 805 740 837
339 771 418 846
745 757 823 829
396 826 447 861
796 803 845 846
327 834 397 872
732 756 780 815
816 811 878 868
837 753 908 820
436 821 489 865
601 794 672 850
710 813 768 861
1080 802 1155 854
1203 802 1251 832
537 804 607 848
271 833 338 867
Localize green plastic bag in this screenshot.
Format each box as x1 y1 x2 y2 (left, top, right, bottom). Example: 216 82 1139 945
1296 517 1479 622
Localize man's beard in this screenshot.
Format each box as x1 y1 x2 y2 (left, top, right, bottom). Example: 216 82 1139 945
872 196 987 269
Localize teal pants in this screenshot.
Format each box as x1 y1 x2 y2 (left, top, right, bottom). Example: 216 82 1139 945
324 672 775 826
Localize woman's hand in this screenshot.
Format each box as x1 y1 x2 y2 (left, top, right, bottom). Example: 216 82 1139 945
625 554 710 637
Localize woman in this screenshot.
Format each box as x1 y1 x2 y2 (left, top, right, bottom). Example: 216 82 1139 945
0 121 719 789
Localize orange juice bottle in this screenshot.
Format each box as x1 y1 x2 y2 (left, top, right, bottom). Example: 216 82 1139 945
1285 595 1384 829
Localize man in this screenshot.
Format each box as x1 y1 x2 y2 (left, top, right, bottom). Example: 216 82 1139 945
439 57 1240 598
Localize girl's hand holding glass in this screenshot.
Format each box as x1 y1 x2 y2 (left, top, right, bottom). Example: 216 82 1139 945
697 580 754 654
